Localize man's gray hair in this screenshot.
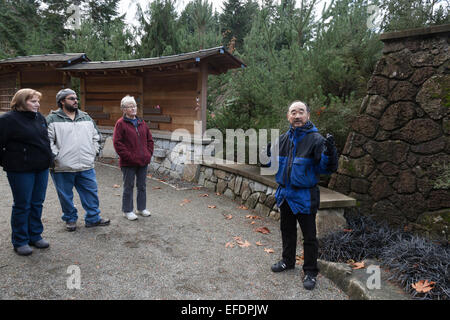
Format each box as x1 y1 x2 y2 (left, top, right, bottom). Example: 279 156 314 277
288 100 310 113
120 95 137 110
56 88 76 108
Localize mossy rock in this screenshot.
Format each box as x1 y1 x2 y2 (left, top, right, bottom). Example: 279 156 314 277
416 209 450 241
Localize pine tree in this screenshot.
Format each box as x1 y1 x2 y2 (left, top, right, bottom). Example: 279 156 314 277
219 0 259 52
178 0 221 51
136 0 179 57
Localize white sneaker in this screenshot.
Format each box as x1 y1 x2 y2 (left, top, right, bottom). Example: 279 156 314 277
136 209 151 217
123 211 138 220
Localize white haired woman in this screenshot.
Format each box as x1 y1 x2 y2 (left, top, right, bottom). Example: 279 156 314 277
113 95 154 220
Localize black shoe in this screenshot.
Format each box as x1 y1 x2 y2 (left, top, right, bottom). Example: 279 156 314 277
85 218 110 228
303 274 317 290
66 221 77 232
30 239 50 249
271 260 295 272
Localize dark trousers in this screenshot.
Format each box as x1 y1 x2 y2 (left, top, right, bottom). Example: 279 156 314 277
7 169 49 248
121 166 148 213
280 201 319 277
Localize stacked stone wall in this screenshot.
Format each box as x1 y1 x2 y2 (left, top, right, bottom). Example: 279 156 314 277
328 26 450 240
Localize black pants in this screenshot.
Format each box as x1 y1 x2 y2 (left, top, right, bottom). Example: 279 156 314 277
280 201 319 277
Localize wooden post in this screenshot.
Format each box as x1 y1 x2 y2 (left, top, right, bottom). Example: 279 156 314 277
138 75 144 119
80 77 86 111
196 62 208 135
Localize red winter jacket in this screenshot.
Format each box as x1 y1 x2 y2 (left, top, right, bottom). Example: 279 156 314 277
113 116 154 167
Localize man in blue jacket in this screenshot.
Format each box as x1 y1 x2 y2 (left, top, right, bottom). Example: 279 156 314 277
271 100 338 290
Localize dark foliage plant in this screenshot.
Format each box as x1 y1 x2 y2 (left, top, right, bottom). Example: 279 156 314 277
319 214 450 300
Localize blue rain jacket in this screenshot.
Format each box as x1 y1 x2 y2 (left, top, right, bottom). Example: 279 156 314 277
274 121 338 215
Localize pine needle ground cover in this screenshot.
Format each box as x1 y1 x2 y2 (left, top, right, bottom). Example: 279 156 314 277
319 214 449 300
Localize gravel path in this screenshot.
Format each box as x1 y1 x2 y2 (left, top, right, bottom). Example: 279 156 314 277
0 162 348 300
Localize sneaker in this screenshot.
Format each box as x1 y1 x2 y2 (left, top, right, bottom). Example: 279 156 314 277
136 209 151 217
85 218 111 228
271 260 295 272
14 245 33 256
123 211 138 220
30 239 50 249
66 221 77 232
303 274 317 290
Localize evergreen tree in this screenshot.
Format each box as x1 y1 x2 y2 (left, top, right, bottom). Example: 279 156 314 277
219 0 259 52
178 0 221 51
379 0 449 32
0 0 42 57
136 0 179 57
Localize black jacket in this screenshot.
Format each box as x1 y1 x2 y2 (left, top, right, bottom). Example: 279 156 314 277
0 110 53 172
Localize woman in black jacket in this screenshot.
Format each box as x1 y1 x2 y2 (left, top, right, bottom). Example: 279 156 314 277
0 88 53 256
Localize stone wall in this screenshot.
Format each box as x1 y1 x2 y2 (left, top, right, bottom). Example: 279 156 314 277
328 25 450 240
198 166 281 220
100 130 209 180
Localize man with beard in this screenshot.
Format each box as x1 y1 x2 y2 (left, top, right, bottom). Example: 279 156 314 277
46 89 110 232
270 101 338 290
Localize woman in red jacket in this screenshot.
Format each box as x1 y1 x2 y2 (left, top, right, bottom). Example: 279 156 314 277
113 95 154 221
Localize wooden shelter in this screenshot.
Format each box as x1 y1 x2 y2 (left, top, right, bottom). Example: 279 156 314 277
0 53 89 113
0 47 245 134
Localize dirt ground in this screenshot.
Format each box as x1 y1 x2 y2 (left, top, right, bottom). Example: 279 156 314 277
0 162 348 300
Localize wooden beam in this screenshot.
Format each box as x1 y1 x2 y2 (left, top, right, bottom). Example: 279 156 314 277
143 115 171 123
89 113 110 119
143 107 162 115
85 105 103 112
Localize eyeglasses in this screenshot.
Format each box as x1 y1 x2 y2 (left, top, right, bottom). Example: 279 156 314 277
66 97 78 101
123 106 137 109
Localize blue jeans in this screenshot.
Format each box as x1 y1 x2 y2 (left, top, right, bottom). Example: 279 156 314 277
7 169 49 248
51 169 101 224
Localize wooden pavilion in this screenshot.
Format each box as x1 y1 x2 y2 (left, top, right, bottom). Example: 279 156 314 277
0 47 245 135
0 53 89 114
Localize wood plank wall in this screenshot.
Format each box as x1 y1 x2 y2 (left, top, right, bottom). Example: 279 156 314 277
19 69 68 115
143 72 198 134
83 75 141 127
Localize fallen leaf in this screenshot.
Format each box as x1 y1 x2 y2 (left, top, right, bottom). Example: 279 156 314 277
112 184 120 188
246 215 261 220
224 214 233 220
412 280 436 293
343 229 353 232
225 242 235 248
238 240 251 248
179 199 191 206
238 205 249 210
250 221 255 225
264 248 274 253
147 174 152 178
255 241 264 246
198 193 209 197
152 187 161 190
255 227 270 234
192 187 201 190
296 255 304 264
216 192 221 196
207 205 217 209
351 261 365 269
